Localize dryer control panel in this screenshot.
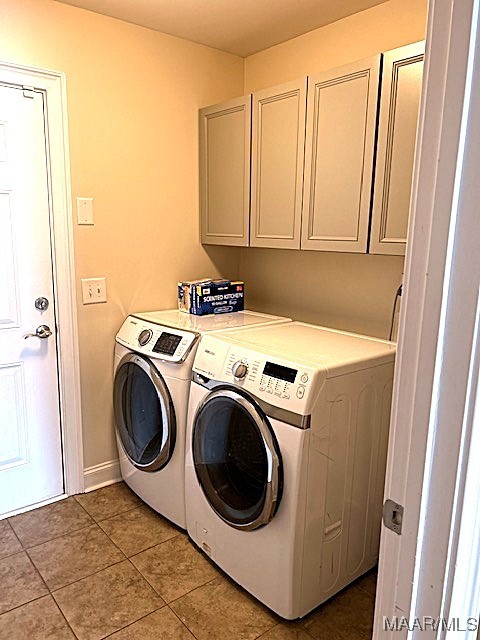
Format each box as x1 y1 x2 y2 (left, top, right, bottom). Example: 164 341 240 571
115 315 198 363
194 335 323 415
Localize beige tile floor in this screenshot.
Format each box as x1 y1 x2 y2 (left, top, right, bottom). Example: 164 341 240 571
0 482 376 640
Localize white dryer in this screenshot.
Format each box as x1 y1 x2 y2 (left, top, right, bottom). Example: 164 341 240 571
113 309 290 529
185 322 396 618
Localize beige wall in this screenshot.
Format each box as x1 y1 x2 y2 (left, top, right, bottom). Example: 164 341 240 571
0 0 244 470
0 0 427 475
240 0 427 338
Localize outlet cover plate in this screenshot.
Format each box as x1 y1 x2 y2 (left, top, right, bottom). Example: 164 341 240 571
81 277 107 304
77 198 94 225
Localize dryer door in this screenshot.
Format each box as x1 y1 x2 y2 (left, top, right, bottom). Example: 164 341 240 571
114 353 176 472
193 387 283 530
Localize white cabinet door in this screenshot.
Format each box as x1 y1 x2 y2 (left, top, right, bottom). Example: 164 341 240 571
199 95 251 246
370 42 425 256
0 85 63 516
250 79 307 249
302 56 380 253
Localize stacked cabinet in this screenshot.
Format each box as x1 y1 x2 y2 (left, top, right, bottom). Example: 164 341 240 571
370 42 425 255
250 79 306 249
199 41 424 255
199 96 251 246
302 56 380 252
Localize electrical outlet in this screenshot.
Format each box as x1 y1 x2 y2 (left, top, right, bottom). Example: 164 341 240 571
81 277 107 304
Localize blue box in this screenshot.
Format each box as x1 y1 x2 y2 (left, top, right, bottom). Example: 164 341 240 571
178 279 245 315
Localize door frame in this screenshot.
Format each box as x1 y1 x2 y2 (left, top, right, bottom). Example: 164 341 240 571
0 60 84 509
374 0 480 635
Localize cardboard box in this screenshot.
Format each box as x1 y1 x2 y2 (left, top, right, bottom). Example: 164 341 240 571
178 279 245 315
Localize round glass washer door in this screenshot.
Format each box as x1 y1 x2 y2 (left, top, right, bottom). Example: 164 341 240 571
193 387 283 530
114 353 176 472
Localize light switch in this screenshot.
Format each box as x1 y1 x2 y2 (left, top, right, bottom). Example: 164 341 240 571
77 198 94 225
81 277 107 304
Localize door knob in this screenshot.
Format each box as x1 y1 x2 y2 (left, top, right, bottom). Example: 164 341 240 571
23 324 52 340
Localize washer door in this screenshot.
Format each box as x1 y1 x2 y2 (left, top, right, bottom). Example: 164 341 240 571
193 387 283 530
114 353 176 472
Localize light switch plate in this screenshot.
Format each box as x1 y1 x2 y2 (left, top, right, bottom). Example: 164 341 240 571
77 197 94 225
81 277 107 304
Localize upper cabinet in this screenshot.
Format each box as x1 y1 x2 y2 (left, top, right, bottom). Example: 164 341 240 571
199 95 251 247
301 56 380 252
370 42 425 255
198 41 424 255
250 79 307 249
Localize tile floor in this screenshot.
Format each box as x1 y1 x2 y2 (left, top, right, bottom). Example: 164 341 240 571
0 482 376 640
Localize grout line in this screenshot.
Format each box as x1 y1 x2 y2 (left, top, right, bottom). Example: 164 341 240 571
4 518 24 551
119 531 181 558
129 551 220 607
8 503 96 550
73 499 143 524
50 558 128 595
126 531 183 561
92 524 130 562
20 523 130 593
23 544 122 607
167 576 220 607
0 592 48 618
167 603 199 639
255 622 317 640
24 547 52 595
22 522 97 553
167 576 280 640
42 557 128 593
255 624 279 639
125 556 167 601
0 550 62 621
6 523 26 551
101 603 167 639
50 595 80 639
0 548 28 562
0 591 81 640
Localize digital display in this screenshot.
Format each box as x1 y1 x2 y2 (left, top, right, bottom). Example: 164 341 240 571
263 361 297 383
153 332 182 356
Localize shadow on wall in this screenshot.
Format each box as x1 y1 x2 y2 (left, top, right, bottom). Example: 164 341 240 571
237 247 404 340
194 245 242 284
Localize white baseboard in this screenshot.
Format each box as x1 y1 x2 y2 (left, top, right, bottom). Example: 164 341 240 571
83 459 121 492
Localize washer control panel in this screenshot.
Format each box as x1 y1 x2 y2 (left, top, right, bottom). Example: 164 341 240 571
192 340 319 414
232 360 249 380
116 315 198 362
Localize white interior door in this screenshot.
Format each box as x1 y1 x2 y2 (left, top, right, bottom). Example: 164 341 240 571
0 83 63 516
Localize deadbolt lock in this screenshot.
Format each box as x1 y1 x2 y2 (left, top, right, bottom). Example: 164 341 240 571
35 297 49 311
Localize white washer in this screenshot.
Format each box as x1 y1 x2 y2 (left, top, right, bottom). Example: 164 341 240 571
113 309 291 529
185 322 396 619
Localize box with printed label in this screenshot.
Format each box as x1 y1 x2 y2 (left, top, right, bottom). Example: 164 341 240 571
177 279 245 315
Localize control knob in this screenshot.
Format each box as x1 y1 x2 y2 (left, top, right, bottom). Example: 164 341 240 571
232 360 248 380
138 329 153 346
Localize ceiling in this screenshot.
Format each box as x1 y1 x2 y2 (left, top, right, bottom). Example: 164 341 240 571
54 0 390 57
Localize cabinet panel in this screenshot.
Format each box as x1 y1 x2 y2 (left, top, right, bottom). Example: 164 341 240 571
302 56 380 253
370 42 424 256
250 79 306 249
199 96 251 246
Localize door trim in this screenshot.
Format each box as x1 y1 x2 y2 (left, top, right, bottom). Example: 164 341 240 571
0 60 84 496
373 0 480 635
